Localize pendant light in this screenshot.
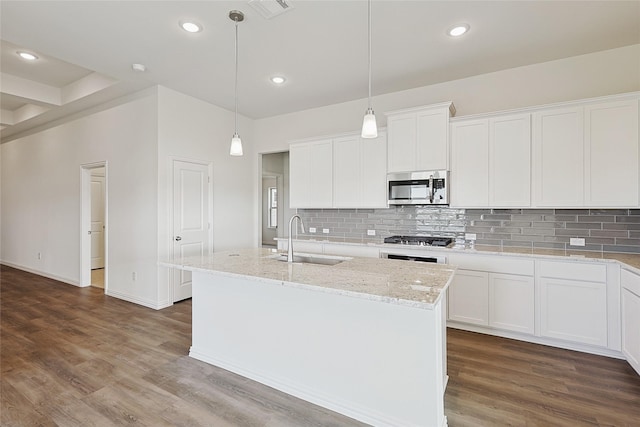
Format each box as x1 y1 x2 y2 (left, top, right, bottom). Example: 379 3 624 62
361 0 377 139
229 10 244 156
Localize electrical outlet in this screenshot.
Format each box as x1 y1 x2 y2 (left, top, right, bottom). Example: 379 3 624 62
322 228 330 234
309 227 316 233
465 233 477 241
132 272 137 281
367 229 376 236
569 237 586 247
37 252 42 260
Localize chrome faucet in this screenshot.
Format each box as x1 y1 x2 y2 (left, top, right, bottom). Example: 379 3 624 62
287 214 305 263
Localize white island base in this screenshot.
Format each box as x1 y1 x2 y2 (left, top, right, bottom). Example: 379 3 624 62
189 270 448 427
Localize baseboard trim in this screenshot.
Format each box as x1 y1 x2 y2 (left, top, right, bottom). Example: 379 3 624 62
105 289 165 310
447 322 625 360
189 347 426 427
0 261 79 287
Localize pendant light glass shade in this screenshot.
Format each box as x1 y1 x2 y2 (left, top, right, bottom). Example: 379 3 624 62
361 0 377 139
229 10 244 156
361 108 378 138
230 132 243 156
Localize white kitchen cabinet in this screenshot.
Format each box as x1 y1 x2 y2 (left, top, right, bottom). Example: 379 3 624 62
333 131 387 208
621 269 640 375
448 270 489 326
450 113 530 208
584 100 639 206
386 102 455 173
450 119 489 207
489 114 531 207
532 96 639 208
489 273 535 334
532 106 584 207
289 139 333 208
538 260 608 347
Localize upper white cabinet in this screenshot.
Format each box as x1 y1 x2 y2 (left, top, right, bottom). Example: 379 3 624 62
532 106 584 207
333 131 387 208
289 138 333 208
532 97 639 207
584 100 639 206
290 131 387 209
489 114 531 206
450 119 489 207
386 102 455 173
450 113 530 207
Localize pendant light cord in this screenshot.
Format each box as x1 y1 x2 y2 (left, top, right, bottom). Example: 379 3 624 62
234 17 239 133
367 0 372 109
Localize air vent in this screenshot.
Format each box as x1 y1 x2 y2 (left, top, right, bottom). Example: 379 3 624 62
248 0 293 19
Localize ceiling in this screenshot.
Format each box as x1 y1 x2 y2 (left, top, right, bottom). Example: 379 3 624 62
1 0 639 142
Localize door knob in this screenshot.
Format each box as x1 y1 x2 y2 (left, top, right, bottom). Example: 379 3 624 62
175 236 182 241
88 231 92 235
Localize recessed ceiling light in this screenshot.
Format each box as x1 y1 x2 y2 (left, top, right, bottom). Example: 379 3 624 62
270 76 286 84
448 24 470 37
180 21 202 33
17 51 38 61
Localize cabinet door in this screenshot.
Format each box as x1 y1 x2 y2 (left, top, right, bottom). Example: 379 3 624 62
450 119 489 207
532 107 584 207
333 135 361 208
622 287 640 375
361 131 388 208
417 109 448 171
489 273 534 334
448 270 489 326
289 139 333 208
585 100 639 207
489 114 531 207
387 113 416 173
621 269 640 375
539 277 607 347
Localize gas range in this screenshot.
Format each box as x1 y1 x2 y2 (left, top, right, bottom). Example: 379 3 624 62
383 235 453 247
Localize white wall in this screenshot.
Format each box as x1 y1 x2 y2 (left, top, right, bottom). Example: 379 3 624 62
253 45 640 154
156 87 255 305
0 89 160 307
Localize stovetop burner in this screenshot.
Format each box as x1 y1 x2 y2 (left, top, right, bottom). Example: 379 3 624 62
383 235 453 247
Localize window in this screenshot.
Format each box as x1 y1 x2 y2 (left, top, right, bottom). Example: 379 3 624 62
268 187 278 228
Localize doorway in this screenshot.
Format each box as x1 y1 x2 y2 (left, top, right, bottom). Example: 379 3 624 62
80 162 108 289
260 152 292 247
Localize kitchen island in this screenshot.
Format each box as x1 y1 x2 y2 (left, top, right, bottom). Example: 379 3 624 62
162 248 456 427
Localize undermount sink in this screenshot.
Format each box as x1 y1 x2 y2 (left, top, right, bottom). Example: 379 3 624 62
269 253 350 266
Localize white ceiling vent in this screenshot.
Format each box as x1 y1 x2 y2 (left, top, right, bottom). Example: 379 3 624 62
248 0 293 19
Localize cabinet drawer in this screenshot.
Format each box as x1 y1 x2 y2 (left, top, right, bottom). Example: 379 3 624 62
538 260 606 282
448 254 534 275
622 268 640 296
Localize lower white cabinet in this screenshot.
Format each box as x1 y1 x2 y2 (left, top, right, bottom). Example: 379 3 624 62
449 269 534 334
448 270 489 326
538 261 608 347
621 269 640 375
489 273 535 334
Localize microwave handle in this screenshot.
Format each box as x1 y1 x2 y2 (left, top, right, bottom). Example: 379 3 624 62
429 175 434 203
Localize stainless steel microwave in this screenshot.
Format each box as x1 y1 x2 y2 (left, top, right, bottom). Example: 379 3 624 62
387 171 449 205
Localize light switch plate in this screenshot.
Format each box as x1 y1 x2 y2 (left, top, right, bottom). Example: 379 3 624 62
367 229 376 236
309 227 316 233
570 237 586 247
322 228 330 234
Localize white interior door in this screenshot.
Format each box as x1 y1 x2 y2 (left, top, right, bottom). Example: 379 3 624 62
173 160 210 302
90 174 105 269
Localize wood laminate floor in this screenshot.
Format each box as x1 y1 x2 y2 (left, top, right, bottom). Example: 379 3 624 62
2 265 639 426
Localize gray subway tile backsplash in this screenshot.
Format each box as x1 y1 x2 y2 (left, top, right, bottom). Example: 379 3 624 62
295 207 640 254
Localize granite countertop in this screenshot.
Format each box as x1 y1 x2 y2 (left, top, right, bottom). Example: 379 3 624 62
161 248 456 310
276 237 640 272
